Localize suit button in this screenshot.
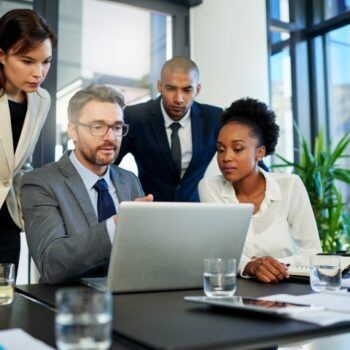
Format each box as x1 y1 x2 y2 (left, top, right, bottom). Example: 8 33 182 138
3 180 11 187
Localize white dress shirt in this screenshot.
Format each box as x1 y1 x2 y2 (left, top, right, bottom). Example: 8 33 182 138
198 168 322 273
161 99 192 178
69 151 119 243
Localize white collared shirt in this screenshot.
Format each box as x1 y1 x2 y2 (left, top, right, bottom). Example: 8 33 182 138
161 99 192 178
198 168 322 273
69 151 119 243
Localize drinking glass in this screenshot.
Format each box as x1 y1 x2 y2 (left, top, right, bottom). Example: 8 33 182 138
310 255 342 292
203 258 236 298
55 288 112 350
0 263 15 305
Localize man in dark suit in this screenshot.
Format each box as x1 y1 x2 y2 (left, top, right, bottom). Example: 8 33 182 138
115 56 223 202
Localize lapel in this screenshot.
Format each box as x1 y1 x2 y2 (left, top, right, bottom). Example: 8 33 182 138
182 102 203 180
59 152 99 227
15 88 50 172
147 97 179 180
14 91 42 173
110 166 129 203
0 93 14 177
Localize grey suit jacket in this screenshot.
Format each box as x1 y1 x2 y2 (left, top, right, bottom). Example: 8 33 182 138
20 152 144 284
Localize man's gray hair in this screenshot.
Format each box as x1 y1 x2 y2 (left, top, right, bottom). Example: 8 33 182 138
68 85 125 123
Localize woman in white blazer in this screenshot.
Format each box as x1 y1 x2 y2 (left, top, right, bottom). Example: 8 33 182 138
0 9 56 270
199 98 321 284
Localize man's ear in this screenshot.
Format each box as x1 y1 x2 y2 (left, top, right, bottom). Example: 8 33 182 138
196 83 202 97
67 122 78 143
157 80 162 94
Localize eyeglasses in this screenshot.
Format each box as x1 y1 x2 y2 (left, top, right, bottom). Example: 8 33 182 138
76 122 129 137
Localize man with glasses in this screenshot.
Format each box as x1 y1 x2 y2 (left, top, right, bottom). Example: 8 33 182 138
21 85 152 284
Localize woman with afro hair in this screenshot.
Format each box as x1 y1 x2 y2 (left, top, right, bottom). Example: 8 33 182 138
199 98 321 283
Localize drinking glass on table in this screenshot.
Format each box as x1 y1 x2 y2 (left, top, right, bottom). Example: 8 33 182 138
55 288 112 350
310 255 342 292
204 258 236 298
0 263 15 305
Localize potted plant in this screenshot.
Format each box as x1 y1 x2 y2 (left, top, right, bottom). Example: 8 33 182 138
272 128 350 252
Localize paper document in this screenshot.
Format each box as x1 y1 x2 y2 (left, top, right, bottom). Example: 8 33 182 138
262 293 350 326
0 329 54 350
288 310 350 326
342 276 350 287
288 256 350 277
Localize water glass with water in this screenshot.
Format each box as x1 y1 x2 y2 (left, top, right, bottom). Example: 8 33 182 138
55 288 112 350
310 255 342 292
204 258 236 298
0 263 15 305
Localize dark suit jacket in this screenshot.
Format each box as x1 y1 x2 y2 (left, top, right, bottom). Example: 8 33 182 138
116 97 223 202
21 152 144 284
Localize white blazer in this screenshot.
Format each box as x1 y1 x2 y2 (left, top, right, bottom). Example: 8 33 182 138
0 87 51 229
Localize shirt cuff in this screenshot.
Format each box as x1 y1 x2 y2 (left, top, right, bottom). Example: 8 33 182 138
238 255 251 278
106 217 116 243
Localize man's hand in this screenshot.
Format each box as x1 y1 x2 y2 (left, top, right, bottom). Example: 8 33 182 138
112 195 153 224
134 194 154 202
243 256 289 283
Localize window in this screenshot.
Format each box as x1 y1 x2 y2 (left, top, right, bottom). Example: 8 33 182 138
268 0 295 162
56 0 174 174
327 25 350 141
0 0 32 15
326 24 350 202
267 0 350 206
269 0 290 22
324 0 350 20
270 48 294 161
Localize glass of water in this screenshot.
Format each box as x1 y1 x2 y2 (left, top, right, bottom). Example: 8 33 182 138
310 255 342 292
55 288 112 350
204 258 236 298
0 263 15 305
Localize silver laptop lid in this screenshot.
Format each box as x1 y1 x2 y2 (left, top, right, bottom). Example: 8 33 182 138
107 202 253 293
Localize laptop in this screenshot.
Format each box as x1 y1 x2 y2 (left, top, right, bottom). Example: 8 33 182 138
82 201 253 293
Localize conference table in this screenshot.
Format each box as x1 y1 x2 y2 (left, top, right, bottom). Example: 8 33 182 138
3 278 350 349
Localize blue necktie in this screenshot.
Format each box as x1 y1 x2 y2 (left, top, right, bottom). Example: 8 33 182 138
93 179 116 222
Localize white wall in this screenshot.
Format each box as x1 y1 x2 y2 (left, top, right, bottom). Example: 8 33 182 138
190 0 270 176
190 0 270 109
82 0 151 80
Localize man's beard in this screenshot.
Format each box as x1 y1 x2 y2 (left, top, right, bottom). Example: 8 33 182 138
80 141 119 166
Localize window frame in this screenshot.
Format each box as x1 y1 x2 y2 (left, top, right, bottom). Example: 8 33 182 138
267 0 350 159
33 0 192 167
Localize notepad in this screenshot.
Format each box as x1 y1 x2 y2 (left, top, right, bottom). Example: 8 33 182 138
288 256 350 277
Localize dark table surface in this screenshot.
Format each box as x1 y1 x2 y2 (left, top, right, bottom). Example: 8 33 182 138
0 293 55 347
0 292 145 350
15 278 350 350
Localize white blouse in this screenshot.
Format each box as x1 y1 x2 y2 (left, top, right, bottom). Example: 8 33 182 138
198 169 322 273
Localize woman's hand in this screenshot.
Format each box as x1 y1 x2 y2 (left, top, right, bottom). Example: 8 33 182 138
243 256 289 283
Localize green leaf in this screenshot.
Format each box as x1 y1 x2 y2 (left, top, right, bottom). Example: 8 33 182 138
327 133 350 167
274 126 350 253
333 169 350 185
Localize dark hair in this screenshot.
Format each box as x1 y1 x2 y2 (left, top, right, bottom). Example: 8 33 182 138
221 97 280 155
0 9 57 95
